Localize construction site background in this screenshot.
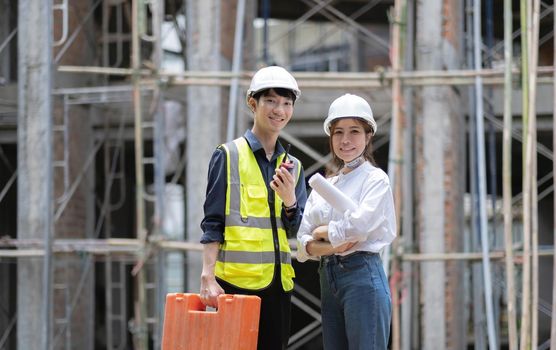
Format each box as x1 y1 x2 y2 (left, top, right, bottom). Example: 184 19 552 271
0 0 555 349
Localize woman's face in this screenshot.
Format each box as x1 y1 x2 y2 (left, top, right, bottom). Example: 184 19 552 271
331 118 371 163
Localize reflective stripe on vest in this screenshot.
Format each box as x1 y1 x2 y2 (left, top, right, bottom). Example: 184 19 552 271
215 137 300 291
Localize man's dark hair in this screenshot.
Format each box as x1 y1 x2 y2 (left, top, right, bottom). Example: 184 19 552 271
252 88 297 104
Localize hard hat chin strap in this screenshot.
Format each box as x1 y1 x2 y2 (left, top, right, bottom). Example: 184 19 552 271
344 155 365 169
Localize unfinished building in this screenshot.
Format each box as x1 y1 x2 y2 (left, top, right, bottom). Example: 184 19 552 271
0 0 555 349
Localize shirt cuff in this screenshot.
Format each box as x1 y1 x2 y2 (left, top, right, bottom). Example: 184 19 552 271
327 221 345 248
297 236 318 262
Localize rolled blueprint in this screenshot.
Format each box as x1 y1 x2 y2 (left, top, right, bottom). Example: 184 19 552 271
308 173 357 213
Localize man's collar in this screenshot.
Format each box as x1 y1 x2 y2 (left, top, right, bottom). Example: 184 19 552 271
243 130 285 156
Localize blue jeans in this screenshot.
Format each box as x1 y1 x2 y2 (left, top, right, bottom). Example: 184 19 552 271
319 251 392 350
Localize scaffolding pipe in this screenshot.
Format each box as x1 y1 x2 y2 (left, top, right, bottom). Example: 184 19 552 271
226 0 246 142
519 0 532 347
484 113 553 161
502 0 518 348
400 1 415 348
54 0 102 64
308 0 389 52
467 2 485 345
528 1 540 347
472 0 498 348
56 64 556 84
484 1 501 341
149 1 166 347
400 250 554 261
262 0 270 64
293 0 382 61
0 28 16 55
4 244 554 259
0 169 16 204
270 0 334 43
131 0 148 349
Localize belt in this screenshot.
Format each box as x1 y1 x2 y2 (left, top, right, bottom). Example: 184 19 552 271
321 250 377 265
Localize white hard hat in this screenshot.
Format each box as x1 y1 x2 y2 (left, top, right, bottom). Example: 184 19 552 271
246 66 300 105
323 94 377 136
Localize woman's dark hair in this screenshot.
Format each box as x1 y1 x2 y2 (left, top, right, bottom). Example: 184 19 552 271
252 88 297 104
326 117 376 177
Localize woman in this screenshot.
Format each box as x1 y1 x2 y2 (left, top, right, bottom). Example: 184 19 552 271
297 93 396 350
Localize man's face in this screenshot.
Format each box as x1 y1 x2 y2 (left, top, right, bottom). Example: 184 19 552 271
250 89 294 134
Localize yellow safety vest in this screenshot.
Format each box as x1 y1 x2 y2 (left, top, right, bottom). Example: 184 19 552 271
215 137 301 291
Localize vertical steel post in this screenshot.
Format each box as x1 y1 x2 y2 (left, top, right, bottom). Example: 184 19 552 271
472 0 498 348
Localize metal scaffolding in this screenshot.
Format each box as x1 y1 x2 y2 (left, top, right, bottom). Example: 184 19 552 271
1 0 556 349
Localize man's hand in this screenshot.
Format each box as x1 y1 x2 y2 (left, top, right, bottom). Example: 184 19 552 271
199 275 225 308
270 166 296 207
200 242 225 308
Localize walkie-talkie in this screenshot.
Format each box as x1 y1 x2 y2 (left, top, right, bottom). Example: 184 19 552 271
280 144 294 174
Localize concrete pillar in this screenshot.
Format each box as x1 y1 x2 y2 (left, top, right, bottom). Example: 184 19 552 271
415 0 465 349
185 0 229 292
17 1 53 349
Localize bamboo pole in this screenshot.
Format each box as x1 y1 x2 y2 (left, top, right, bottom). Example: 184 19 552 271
3 245 554 259
400 250 553 261
56 64 556 85
131 0 148 349
519 0 531 348
529 1 540 347
502 0 518 348
388 0 405 349
400 2 415 349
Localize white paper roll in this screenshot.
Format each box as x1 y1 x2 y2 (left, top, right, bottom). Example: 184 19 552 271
308 173 357 213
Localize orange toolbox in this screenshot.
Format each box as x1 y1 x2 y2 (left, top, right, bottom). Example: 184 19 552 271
161 293 261 350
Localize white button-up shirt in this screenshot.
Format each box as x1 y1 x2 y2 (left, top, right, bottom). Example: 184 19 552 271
297 162 397 262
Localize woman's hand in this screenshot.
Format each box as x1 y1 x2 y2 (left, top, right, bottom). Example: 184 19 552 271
312 225 329 241
333 241 356 253
310 225 357 255
306 239 357 257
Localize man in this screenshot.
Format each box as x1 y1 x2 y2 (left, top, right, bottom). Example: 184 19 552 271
199 66 307 350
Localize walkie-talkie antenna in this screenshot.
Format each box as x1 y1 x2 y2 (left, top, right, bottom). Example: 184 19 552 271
282 144 291 163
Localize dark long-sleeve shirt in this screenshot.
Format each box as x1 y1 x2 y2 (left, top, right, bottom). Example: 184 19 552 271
200 130 307 244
